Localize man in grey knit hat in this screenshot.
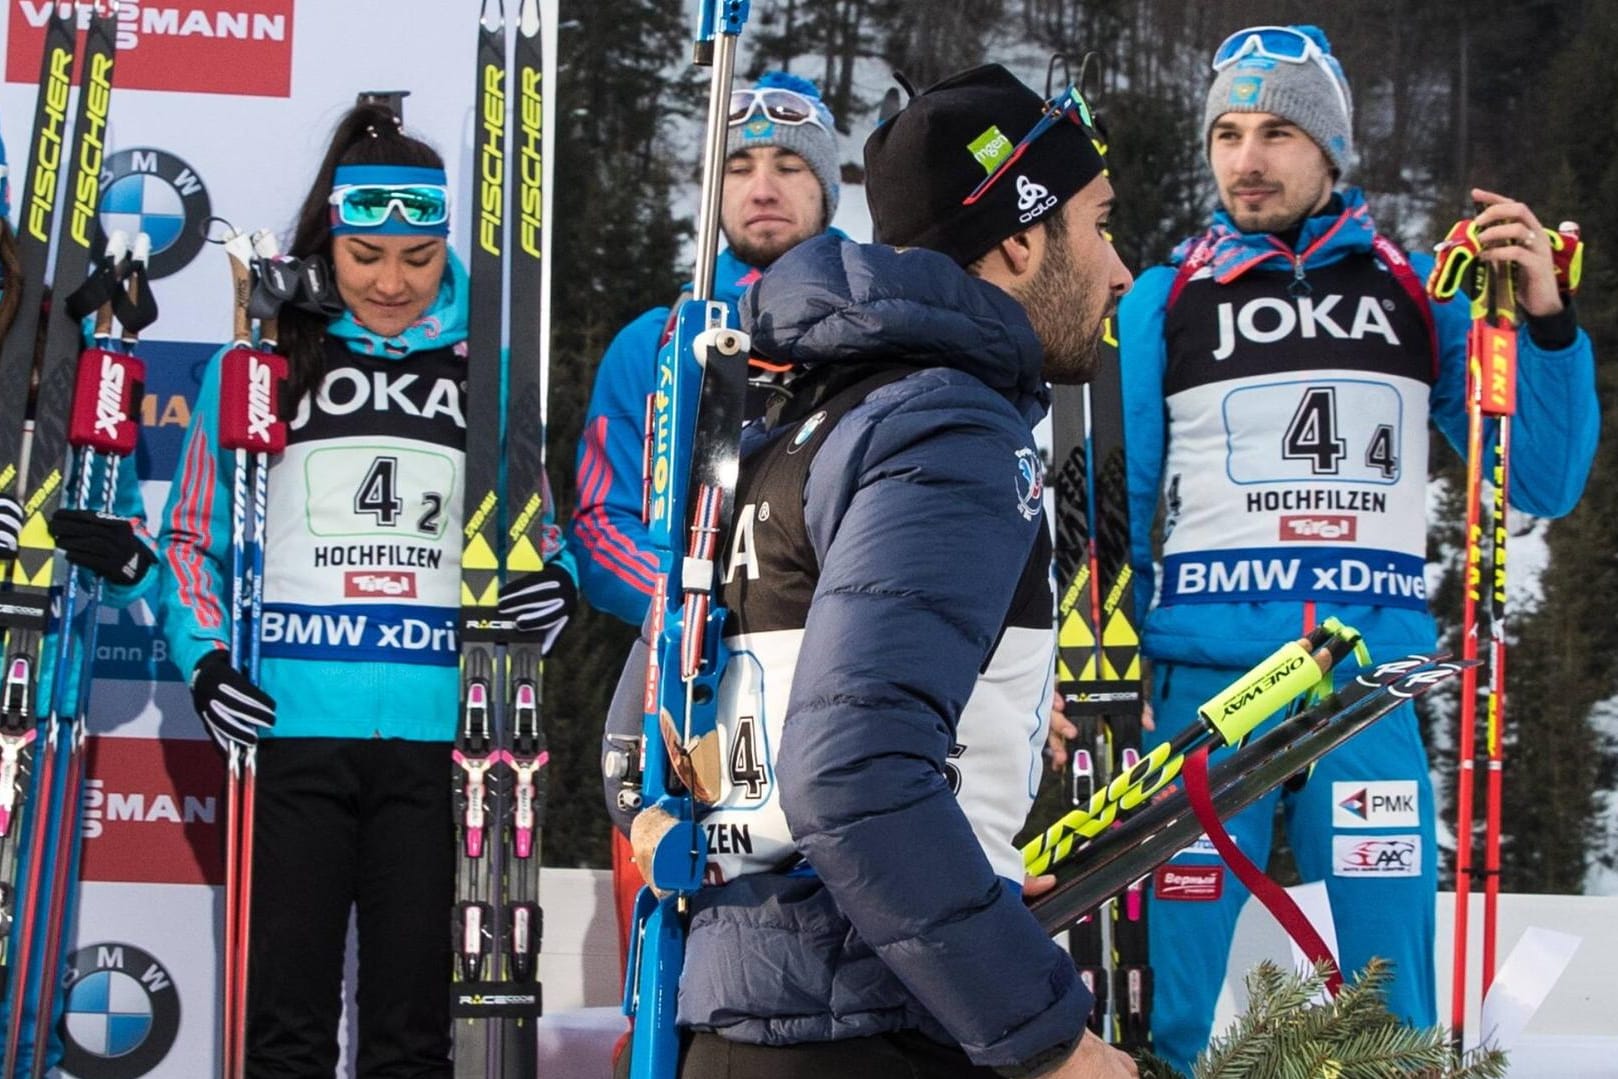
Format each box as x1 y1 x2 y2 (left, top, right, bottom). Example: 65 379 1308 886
570 71 843 628
1100 22 1598 1075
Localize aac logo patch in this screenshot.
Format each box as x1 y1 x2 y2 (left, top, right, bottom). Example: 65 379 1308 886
1332 834 1421 877
61 943 181 1079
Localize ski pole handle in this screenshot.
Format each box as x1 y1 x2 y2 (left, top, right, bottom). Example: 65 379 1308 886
222 227 256 347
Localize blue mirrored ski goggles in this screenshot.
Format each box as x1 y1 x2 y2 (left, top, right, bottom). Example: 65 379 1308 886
328 183 451 229
1211 26 1350 120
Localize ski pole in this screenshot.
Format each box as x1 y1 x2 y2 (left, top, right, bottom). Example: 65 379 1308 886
1026 619 1366 876
26 232 152 1074
217 226 287 1079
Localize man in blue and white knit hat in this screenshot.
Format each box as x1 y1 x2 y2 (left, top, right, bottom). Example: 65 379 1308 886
570 72 843 628
1106 22 1598 1073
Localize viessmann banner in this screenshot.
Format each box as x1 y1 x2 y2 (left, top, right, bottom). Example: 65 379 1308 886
0 2 559 1074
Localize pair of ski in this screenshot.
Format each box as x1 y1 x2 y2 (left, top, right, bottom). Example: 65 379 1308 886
1027 648 1474 934
451 2 551 1076
1049 319 1153 1049
0 6 140 1076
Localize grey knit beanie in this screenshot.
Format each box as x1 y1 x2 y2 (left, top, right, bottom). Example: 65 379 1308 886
1203 25 1353 176
726 71 841 223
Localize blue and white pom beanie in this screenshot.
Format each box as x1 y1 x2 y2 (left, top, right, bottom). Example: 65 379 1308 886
727 71 841 222
1204 25 1354 176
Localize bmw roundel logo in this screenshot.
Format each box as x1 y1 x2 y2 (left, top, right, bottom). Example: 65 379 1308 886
61 943 181 1079
96 148 213 279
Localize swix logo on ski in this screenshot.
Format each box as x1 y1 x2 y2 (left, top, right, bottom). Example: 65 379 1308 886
1154 864 1224 901
1333 834 1421 877
7 2 296 98
1332 781 1420 828
260 602 459 666
1015 174 1056 223
81 735 222 885
1212 294 1400 361
1279 514 1356 541
1161 548 1428 610
61 942 181 1078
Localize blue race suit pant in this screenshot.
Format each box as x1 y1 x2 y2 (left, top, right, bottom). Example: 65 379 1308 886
1144 661 1438 1075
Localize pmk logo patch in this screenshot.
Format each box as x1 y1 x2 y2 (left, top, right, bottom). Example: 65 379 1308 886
1332 780 1419 828
1014 446 1044 522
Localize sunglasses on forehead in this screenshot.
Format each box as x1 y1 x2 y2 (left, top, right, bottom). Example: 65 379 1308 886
328 183 450 228
728 88 829 132
961 85 1099 207
1211 26 1351 122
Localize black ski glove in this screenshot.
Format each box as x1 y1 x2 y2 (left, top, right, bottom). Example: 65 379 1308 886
497 564 577 655
0 495 19 560
49 509 156 585
190 651 276 752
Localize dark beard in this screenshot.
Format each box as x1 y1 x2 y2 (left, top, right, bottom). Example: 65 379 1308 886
1019 234 1103 385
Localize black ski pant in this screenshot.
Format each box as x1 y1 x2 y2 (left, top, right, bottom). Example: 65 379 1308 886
615 1029 1001 1079
247 737 454 1078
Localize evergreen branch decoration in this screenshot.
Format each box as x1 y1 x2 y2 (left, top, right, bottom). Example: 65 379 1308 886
1135 959 1508 1079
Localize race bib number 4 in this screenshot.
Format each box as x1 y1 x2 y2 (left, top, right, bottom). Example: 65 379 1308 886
1225 379 1403 485
304 445 457 539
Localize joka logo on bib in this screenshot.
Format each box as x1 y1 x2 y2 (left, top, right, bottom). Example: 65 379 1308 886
1213 294 1401 361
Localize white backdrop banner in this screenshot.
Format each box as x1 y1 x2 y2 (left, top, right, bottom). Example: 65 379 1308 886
0 1 558 1074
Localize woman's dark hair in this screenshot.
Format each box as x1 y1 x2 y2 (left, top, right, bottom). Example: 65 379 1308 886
0 222 23 348
278 103 446 402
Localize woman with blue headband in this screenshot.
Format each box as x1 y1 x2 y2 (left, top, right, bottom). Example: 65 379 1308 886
155 103 578 1075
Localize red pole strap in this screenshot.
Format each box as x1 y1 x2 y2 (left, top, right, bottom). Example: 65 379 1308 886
1182 746 1343 995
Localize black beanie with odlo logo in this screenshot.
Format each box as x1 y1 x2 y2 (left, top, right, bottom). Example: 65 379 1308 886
864 64 1107 266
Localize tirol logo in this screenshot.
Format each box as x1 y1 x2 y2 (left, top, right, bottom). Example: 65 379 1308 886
1332 780 1419 828
1014 446 1044 522
1154 864 1224 901
1333 834 1421 877
61 943 181 1079
1213 294 1400 361
1280 514 1356 541
346 570 418 598
968 125 1012 173
1015 174 1056 223
7 2 295 98
97 148 211 279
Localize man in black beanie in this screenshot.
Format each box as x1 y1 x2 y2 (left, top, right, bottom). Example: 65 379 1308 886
610 63 1134 1078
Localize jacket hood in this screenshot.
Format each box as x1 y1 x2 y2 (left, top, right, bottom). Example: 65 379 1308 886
739 234 1047 405
326 249 470 357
